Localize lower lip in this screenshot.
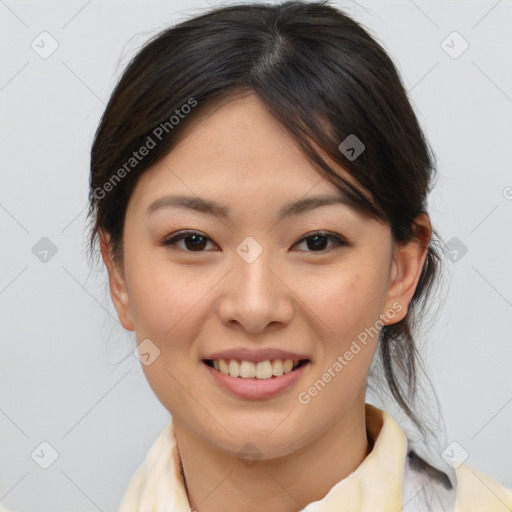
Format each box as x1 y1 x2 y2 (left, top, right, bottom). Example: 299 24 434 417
203 361 310 400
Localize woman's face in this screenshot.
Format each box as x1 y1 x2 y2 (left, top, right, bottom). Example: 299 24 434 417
103 93 427 459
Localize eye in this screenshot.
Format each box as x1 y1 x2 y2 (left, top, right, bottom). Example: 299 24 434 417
161 230 218 252
161 229 346 253
293 231 346 252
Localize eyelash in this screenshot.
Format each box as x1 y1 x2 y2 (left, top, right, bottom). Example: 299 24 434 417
160 229 347 253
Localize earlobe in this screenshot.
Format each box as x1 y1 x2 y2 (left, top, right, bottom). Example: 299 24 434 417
383 214 432 325
99 231 135 331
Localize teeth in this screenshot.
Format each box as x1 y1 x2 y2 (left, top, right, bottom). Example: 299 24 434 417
272 359 284 376
219 359 229 374
283 359 294 373
228 359 240 378
210 358 304 379
256 360 273 379
240 360 256 378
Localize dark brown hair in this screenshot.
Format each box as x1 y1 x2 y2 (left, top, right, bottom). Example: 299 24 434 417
88 0 444 437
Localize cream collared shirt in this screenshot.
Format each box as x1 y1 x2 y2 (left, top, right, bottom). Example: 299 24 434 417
2 405 509 512
117 403 512 512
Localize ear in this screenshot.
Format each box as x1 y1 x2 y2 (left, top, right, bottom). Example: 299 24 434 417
382 213 432 325
99 231 135 331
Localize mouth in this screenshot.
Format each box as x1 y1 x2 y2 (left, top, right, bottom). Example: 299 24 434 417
202 357 311 400
202 358 310 380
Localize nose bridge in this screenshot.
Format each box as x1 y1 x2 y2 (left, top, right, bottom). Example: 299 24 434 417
217 235 293 332
236 243 273 296
234 236 277 303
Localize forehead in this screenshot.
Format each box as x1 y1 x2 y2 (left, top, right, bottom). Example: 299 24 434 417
169 93 323 183
127 93 372 222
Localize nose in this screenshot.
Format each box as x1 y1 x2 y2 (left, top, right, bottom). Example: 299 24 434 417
216 247 294 334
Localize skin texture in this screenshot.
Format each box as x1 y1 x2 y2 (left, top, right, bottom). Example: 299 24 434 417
101 92 431 512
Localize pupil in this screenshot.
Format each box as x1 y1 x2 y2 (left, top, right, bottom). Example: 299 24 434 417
308 235 327 251
186 235 206 251
184 235 327 251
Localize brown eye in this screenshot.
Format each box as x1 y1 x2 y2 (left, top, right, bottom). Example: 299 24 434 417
294 231 346 252
162 231 218 252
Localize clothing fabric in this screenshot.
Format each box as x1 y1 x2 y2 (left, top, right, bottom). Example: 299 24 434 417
3 404 508 512
117 403 512 512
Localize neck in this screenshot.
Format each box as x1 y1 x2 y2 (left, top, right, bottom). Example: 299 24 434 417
173 399 371 512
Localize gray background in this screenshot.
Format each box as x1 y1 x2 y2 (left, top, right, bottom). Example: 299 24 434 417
1 0 511 510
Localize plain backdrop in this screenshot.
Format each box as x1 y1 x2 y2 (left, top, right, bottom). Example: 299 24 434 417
1 0 511 510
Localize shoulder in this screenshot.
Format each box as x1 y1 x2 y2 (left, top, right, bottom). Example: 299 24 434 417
402 448 512 512
118 422 182 511
455 462 512 511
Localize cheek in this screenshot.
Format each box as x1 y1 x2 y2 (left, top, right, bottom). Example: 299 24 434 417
301 265 388 340
124 253 213 412
298 271 384 408
124 246 205 340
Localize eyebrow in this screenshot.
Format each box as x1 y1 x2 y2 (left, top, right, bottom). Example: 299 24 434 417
145 193 355 221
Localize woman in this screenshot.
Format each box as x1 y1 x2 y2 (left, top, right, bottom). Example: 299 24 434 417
86 1 511 511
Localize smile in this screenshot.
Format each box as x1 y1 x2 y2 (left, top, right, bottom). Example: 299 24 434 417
204 358 309 379
203 358 311 399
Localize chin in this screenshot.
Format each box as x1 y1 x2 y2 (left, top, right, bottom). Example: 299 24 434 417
208 421 306 460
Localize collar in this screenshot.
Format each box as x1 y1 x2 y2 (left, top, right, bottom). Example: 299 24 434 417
119 403 407 511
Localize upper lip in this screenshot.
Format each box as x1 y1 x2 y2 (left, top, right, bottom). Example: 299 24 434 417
204 348 311 364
